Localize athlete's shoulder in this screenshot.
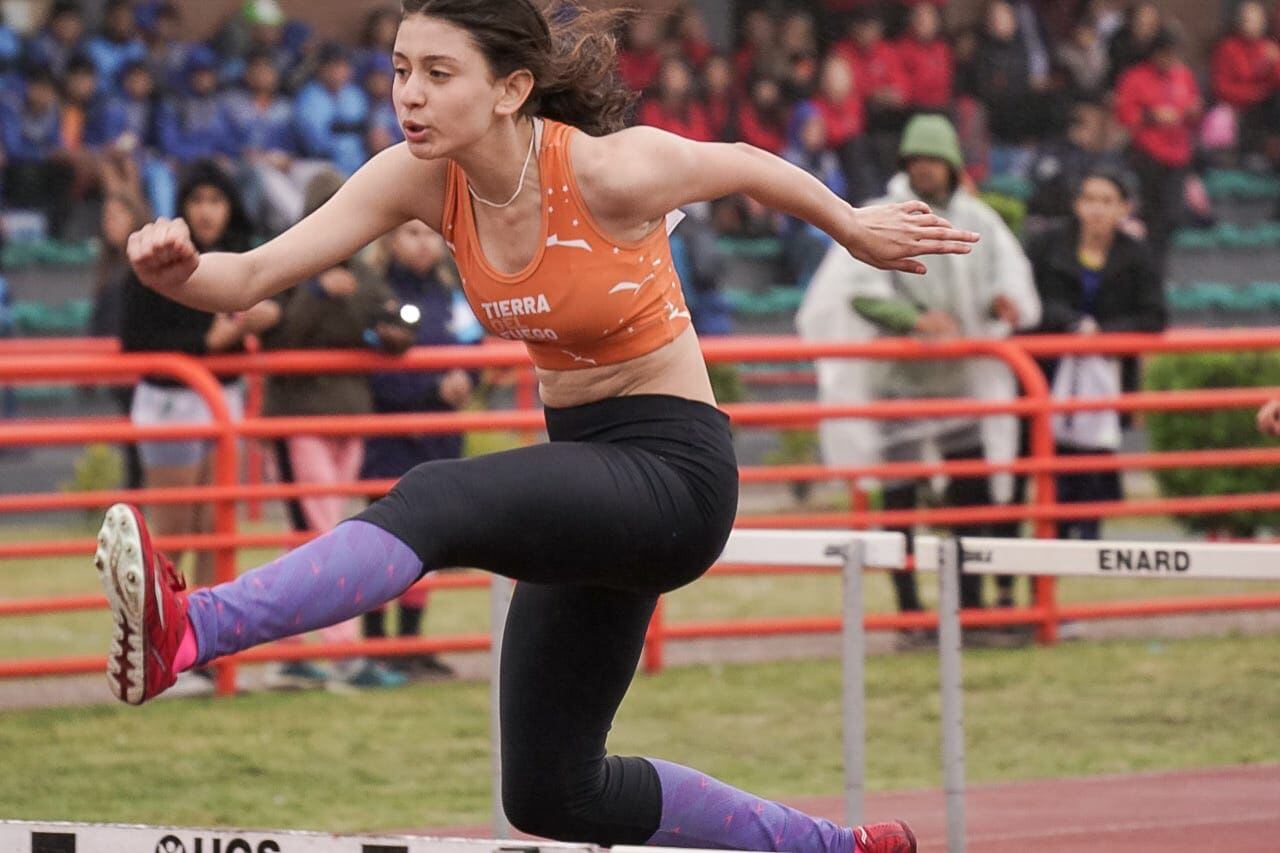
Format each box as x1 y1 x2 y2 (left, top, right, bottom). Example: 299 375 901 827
355 142 450 230
567 126 694 210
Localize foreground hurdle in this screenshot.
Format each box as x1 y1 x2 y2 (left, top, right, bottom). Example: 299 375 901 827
911 535 1280 853
718 530 907 827
490 530 913 840
0 821 733 853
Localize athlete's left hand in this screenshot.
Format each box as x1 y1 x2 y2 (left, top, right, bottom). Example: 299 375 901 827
844 201 980 275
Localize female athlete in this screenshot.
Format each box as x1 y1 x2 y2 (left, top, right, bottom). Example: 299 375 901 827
97 3 979 851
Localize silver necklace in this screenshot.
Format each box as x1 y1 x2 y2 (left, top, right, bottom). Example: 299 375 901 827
469 124 537 209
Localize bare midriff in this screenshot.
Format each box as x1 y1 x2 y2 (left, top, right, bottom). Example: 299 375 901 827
536 325 715 409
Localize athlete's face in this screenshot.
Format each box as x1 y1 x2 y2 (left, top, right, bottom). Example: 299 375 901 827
393 15 533 160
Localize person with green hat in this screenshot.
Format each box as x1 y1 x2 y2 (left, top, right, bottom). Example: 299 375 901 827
798 113 1041 642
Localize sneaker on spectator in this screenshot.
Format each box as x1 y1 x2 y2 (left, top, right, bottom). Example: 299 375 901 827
265 660 331 690
388 653 457 681
345 659 407 689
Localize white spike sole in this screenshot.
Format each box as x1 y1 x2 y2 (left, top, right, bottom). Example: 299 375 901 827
94 504 148 705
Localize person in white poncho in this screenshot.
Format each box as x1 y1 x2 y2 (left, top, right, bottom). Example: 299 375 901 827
797 114 1041 625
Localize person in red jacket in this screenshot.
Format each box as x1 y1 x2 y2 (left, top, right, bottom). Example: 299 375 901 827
811 53 879 201
1211 0 1280 158
834 11 909 181
737 74 789 155
617 11 664 93
1114 27 1203 275
638 56 712 143
673 4 714 71
894 3 954 113
701 53 739 142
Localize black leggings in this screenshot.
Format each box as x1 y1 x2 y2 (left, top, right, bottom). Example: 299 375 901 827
357 394 739 842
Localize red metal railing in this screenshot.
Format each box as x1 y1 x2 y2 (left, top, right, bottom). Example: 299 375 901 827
2 332 1280 689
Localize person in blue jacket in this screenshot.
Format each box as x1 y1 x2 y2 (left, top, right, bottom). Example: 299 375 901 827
86 60 176 219
359 53 404 156
0 67 74 237
156 45 232 166
360 218 482 680
0 7 22 105
85 0 147 98
292 43 369 177
24 2 86 83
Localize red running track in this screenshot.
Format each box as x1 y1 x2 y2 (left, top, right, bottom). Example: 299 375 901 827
426 764 1280 852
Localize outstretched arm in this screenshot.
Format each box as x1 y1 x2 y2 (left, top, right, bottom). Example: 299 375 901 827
127 144 445 313
579 126 979 275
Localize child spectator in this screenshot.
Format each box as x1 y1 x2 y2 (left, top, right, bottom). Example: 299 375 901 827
1 67 74 238
969 0 1037 174
618 12 665 93
361 220 482 681
834 12 909 180
1114 28 1202 275
156 46 232 167
59 55 100 154
1211 1 1280 162
360 54 403 156
353 7 402 76
639 57 712 141
262 168 410 690
738 75 789 155
895 3 954 113
223 48 319 234
25 2 86 83
811 53 878 202
673 5 715 71
293 43 369 178
735 8 783 81
1106 1 1162 87
86 0 148 98
140 3 193 94
1057 18 1112 102
701 54 740 142
87 61 175 219
783 103 848 287
218 0 305 95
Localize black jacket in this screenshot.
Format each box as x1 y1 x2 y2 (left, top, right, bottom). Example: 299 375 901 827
1027 219 1166 335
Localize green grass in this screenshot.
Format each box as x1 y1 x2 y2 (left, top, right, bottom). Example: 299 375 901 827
1 632 1277 832
4 519 1280 660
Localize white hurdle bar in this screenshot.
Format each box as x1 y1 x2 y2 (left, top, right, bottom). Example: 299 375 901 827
910 535 1280 853
0 820 741 853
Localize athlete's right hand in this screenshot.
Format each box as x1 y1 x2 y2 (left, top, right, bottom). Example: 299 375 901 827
127 218 200 292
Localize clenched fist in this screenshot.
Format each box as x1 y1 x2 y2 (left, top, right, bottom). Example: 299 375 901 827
127 217 200 291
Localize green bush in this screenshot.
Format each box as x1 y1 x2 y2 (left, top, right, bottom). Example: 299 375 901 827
1144 351 1280 535
60 444 124 525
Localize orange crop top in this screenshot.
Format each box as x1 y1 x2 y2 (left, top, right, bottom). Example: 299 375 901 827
441 119 693 371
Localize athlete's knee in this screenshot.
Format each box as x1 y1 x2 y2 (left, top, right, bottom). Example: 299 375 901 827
353 459 470 570
502 778 582 841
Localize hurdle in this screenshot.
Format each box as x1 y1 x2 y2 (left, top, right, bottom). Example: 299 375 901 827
912 535 1280 853
484 531 909 836
0 820 735 853
717 530 908 827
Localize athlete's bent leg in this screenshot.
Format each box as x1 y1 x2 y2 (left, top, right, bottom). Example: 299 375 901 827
497 583 916 852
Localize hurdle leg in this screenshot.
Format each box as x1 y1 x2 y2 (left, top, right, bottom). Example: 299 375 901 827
489 575 515 839
938 537 967 852
836 541 867 827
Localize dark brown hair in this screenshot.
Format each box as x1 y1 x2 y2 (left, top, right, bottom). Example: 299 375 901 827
400 0 636 136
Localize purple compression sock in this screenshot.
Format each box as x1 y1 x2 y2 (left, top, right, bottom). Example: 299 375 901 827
186 520 423 666
647 759 855 852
